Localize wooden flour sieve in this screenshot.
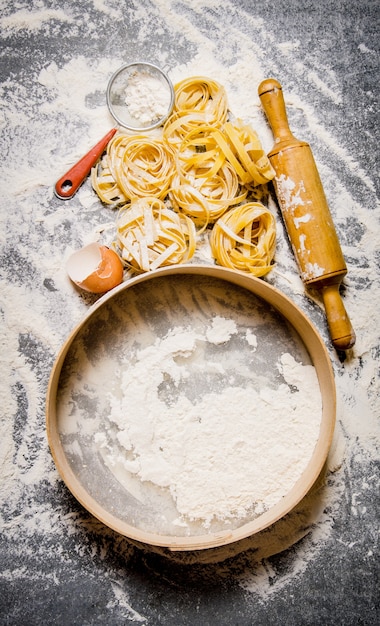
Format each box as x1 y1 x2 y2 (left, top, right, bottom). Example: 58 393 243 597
46 265 336 553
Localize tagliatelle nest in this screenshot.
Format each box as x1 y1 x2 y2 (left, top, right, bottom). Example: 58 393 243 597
162 76 229 150
92 133 175 204
210 202 276 277
114 197 196 272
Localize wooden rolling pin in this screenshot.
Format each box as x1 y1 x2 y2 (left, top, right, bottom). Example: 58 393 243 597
258 78 355 351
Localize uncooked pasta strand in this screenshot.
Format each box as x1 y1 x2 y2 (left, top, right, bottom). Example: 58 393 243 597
223 121 274 185
91 157 126 205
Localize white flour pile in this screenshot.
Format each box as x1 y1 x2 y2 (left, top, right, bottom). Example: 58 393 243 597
124 69 172 125
95 316 321 528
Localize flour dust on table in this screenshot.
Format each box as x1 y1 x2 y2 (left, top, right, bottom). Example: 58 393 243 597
1 0 379 623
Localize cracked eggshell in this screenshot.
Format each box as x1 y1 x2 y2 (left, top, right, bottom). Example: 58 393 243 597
66 242 124 294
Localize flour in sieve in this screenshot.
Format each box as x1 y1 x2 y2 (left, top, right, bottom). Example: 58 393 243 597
95 316 322 528
124 70 171 125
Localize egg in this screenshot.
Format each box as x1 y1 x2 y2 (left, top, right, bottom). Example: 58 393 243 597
66 242 124 294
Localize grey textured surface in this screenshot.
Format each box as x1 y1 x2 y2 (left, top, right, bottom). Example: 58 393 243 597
1 1 379 624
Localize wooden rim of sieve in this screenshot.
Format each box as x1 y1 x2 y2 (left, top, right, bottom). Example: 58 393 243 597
46 264 336 552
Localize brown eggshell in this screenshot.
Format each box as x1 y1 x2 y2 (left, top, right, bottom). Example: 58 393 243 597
66 242 124 294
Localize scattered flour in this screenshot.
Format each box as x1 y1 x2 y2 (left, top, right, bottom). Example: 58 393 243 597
0 0 379 613
0 8 73 32
95 320 322 528
205 315 238 344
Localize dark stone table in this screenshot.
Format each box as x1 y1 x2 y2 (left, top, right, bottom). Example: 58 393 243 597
1 1 379 624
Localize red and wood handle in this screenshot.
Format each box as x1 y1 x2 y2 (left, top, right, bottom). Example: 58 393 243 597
258 78 355 351
54 128 117 199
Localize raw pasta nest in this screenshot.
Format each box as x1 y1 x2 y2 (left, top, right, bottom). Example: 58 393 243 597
92 133 175 203
210 202 276 277
168 117 275 228
174 76 229 118
169 127 247 229
163 76 228 150
211 119 275 187
115 197 196 272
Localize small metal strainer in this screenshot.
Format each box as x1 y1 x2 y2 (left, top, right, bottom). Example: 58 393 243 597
55 62 175 199
107 62 175 132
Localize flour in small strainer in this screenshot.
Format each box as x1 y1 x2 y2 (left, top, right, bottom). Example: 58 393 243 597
124 70 172 125
95 316 322 529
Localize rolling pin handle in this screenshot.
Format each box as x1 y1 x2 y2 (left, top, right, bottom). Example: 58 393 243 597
258 78 297 145
321 283 356 351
